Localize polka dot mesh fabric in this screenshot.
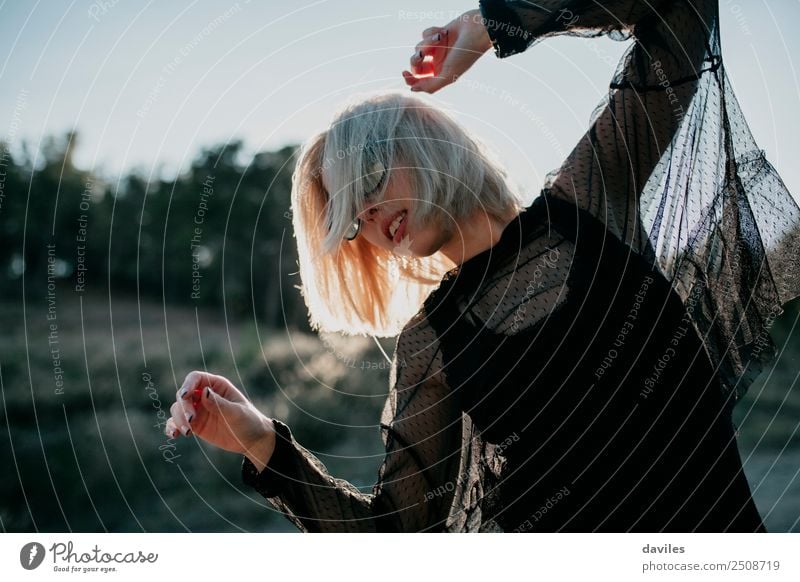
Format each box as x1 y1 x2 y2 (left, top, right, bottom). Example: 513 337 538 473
241 0 800 532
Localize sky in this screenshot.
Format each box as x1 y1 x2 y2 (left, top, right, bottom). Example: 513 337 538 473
1 0 799 203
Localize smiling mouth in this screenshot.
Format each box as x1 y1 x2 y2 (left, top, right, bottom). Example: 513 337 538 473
384 210 407 242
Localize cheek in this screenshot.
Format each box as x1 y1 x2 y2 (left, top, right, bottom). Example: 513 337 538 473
358 214 453 257
402 221 452 257
361 222 391 250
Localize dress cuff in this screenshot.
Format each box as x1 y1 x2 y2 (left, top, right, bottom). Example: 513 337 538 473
241 418 294 499
478 0 535 59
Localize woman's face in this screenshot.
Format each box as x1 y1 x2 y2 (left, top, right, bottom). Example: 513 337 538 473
355 167 453 257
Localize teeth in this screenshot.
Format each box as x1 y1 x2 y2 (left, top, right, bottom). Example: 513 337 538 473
389 211 406 238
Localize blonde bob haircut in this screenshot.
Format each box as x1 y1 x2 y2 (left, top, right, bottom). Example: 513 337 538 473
291 91 523 337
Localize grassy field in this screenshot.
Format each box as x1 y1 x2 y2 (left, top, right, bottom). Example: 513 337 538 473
0 285 392 532
1 285 798 532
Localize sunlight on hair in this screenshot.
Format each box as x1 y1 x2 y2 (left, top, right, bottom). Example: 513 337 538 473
291 91 522 336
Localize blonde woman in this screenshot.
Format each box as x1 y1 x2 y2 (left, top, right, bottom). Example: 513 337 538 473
167 0 800 532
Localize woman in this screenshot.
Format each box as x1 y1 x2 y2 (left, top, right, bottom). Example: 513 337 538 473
166 0 800 532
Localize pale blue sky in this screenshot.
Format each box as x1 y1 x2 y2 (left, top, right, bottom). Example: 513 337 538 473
1 0 798 202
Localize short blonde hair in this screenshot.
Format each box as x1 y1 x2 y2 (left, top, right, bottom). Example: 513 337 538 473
291 91 523 337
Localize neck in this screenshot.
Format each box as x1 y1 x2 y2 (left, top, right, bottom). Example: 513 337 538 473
439 208 519 266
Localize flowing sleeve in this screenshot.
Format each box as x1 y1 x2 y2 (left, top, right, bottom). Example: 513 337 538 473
241 311 470 532
478 0 800 402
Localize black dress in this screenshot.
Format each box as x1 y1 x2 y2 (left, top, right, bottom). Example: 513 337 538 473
241 0 800 532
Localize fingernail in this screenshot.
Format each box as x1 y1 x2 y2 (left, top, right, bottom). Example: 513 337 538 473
418 50 424 60
179 387 187 398
187 414 194 424
186 428 192 437
180 425 189 436
432 33 440 42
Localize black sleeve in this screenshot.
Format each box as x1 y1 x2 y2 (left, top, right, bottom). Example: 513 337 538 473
478 0 672 59
240 312 466 532
476 0 800 404
477 0 718 252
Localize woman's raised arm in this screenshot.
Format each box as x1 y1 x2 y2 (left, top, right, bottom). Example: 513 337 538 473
524 0 718 255
477 0 674 58
406 1 718 253
429 1 800 406
403 1 683 92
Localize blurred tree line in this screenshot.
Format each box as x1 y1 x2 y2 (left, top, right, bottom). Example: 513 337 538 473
0 130 309 329
1 131 799 533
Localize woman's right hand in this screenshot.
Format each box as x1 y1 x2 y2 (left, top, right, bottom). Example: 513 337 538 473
166 371 276 472
402 8 494 94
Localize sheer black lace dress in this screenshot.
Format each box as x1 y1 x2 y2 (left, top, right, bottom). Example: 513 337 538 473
241 0 800 532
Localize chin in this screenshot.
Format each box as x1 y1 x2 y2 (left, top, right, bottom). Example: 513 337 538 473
392 230 447 259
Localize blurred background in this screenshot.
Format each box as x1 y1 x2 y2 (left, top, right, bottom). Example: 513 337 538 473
1 0 798 532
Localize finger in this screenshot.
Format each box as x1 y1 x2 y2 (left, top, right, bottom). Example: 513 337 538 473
413 38 436 55
179 370 246 404
180 395 195 426
409 49 426 76
410 63 436 79
409 56 437 78
190 385 203 409
201 385 223 411
409 52 436 78
409 73 453 94
411 36 449 76
402 69 418 87
177 370 205 402
200 386 241 424
169 401 192 436
421 26 445 38
165 417 178 439
410 43 446 76
415 28 447 54
403 68 437 89
164 418 190 439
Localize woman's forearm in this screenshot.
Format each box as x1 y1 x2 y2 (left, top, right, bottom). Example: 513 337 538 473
244 417 276 473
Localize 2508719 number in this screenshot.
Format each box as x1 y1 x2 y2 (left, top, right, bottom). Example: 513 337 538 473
730 560 780 571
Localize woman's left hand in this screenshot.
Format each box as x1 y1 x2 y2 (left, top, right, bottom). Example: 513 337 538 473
402 9 493 94
166 370 276 471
